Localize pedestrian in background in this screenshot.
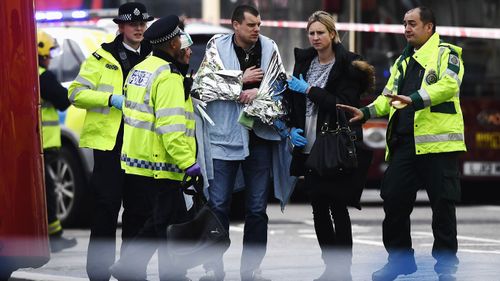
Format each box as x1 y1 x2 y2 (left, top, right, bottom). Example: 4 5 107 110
285 11 374 281
109 15 199 281
338 6 465 281
67 2 153 280
198 4 289 281
37 29 77 253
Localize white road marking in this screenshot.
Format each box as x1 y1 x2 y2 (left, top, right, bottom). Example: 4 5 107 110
414 231 500 244
12 271 87 281
459 249 500 255
483 206 500 211
230 225 244 232
353 239 384 247
420 243 500 247
269 230 285 235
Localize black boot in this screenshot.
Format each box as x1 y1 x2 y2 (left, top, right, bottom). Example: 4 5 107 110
372 257 417 281
49 235 77 253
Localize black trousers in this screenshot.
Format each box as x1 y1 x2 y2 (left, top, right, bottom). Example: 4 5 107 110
116 175 189 281
305 171 353 274
381 136 461 273
44 149 61 235
86 147 151 281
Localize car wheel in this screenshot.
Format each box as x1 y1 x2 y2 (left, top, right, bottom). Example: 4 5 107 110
46 145 89 227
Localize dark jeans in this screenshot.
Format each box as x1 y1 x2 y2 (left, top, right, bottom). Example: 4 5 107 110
115 175 189 281
381 136 461 273
305 171 353 274
86 148 150 281
206 140 272 277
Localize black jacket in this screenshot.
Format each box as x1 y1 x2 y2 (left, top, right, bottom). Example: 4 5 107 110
102 34 152 81
286 43 375 208
286 43 372 140
39 69 70 111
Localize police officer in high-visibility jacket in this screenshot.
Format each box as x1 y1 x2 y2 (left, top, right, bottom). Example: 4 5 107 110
67 2 153 280
37 29 76 253
109 15 200 281
338 6 465 281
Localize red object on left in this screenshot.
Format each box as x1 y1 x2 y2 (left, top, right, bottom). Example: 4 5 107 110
0 0 50 278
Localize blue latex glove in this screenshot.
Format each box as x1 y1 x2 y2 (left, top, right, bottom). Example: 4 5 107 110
290 128 308 147
273 119 289 139
185 163 201 177
287 74 310 94
110 95 124 110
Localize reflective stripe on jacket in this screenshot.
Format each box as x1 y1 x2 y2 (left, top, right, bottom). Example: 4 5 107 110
39 66 61 149
121 55 196 180
363 33 466 160
67 48 123 150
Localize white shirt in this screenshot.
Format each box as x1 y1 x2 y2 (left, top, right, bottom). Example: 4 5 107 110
122 42 140 54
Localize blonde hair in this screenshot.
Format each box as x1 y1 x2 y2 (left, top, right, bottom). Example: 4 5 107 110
307 11 340 44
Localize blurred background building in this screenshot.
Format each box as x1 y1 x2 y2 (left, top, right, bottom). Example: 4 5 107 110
34 0 500 222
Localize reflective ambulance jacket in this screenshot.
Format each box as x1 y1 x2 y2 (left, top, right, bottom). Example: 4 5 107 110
361 33 466 160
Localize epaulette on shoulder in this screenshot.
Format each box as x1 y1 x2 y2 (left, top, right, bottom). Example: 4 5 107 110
439 43 458 56
92 52 102 60
169 63 180 75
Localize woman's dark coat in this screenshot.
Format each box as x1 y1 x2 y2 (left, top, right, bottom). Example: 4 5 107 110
285 42 374 209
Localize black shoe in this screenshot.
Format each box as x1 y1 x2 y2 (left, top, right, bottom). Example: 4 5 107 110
49 236 77 253
438 273 456 281
372 260 417 281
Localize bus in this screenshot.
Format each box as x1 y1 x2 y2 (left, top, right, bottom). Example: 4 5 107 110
0 0 50 279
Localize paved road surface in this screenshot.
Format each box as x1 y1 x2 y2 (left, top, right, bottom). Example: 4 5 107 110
10 190 500 281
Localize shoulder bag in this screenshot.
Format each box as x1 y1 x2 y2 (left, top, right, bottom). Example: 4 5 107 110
305 108 358 177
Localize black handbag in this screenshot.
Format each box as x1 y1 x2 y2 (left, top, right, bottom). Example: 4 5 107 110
305 108 358 177
166 175 230 269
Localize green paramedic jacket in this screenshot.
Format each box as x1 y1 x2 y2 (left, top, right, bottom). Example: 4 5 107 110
39 66 61 149
361 33 467 160
68 48 124 150
120 55 196 181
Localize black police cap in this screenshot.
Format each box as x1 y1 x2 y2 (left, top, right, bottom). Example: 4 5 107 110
113 2 154 24
144 15 181 45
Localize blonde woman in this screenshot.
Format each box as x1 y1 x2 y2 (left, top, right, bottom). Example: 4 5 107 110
286 11 374 281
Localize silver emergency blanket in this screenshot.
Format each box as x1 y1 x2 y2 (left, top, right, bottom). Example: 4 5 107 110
242 50 287 125
192 36 287 125
191 36 243 102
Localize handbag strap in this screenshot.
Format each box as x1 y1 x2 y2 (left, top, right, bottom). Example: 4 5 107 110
181 174 207 204
320 99 349 132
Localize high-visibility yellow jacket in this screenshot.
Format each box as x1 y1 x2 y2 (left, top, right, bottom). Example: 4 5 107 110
361 33 466 160
39 66 61 149
67 48 124 150
120 55 196 181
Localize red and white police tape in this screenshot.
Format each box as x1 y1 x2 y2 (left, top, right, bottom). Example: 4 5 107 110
209 18 500 40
